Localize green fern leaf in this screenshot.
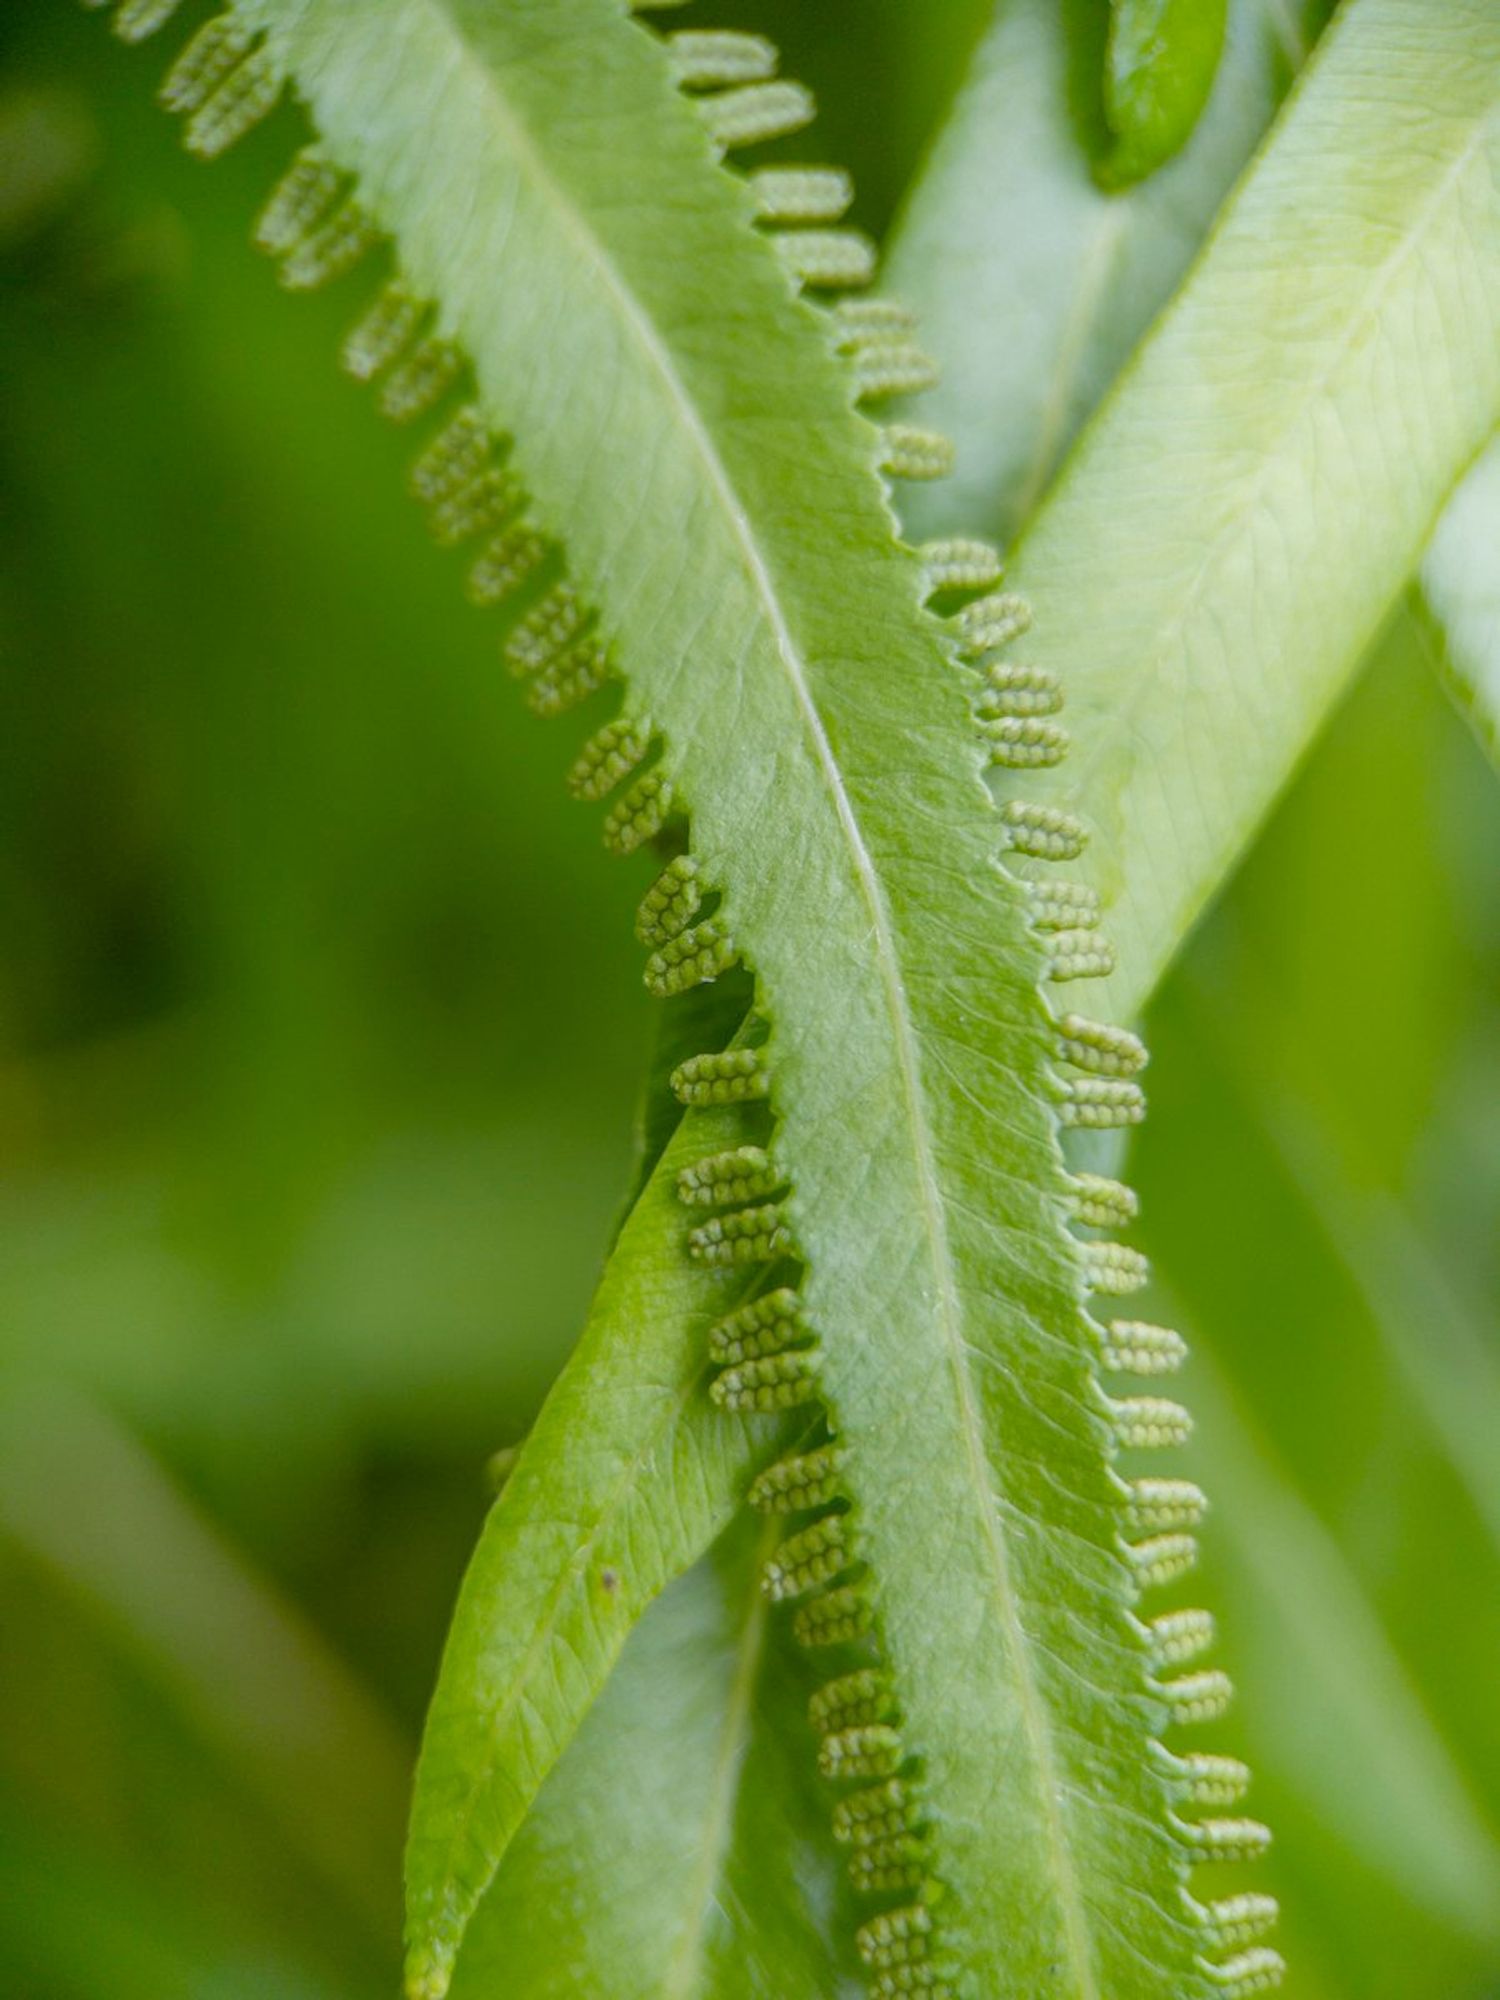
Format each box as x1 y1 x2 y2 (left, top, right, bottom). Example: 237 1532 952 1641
906 0 1500 1020
447 1520 863 2000
96 1 1500 1996
887 0 1333 544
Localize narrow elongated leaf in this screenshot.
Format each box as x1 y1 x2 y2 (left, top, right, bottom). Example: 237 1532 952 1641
406 1090 779 1993
987 0 1500 1019
889 0 1331 542
450 1519 861 2000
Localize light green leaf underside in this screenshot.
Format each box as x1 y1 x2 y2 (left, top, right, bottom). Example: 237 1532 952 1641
451 1517 862 2000
407 1091 775 1988
888 0 1331 547
1421 432 1500 765
228 3 1193 1996
910 0 1500 1022
409 0 1500 1981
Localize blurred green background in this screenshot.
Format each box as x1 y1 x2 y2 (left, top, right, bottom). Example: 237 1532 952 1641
2 4 1497 1997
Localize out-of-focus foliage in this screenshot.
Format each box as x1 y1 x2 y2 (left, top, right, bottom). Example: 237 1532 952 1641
1 5 1498 1999
1424 438 1500 764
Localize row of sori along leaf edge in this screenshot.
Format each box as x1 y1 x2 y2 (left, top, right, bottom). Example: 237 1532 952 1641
95 0 1282 1994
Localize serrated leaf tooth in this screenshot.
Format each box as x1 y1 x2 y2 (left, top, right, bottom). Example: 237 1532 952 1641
980 713 1070 769
749 165 853 223
644 917 738 996
1099 1318 1186 1374
1082 1240 1150 1295
380 337 465 422
1058 1076 1146 1128
504 581 586 674
403 1961 450 2000
1160 1668 1235 1726
848 1833 926 1895
1049 930 1118 981
793 1580 871 1647
689 1199 793 1266
1178 1751 1252 1807
278 197 381 290
635 853 702 945
764 1513 853 1601
667 28 778 86
1056 1014 1147 1075
1148 1607 1215 1665
870 1969 953 1999
343 283 426 382
567 715 651 803
1200 1893 1280 1950
958 590 1032 653
824 1720 904 1784
254 147 342 255
669 1047 769 1106
1187 1817 1273 1865
809 1666 896 1735
852 339 940 400
697 80 815 151
410 404 490 502
528 638 612 717
1111 1395 1193 1450
711 1348 820 1413
1028 877 1100 930
184 50 281 159
1125 1476 1207 1533
880 423 954 480
747 1443 845 1513
777 227 878 290
857 1903 932 1969
601 767 673 856
677 1145 778 1210
707 1286 806 1363
112 0 188 43
1002 800 1088 859
465 523 547 608
1127 1534 1199 1591
159 13 252 112
1202 1947 1286 1996
832 1776 916 1845
980 661 1064 715
831 297 918 344
1071 1171 1140 1228
919 538 1004 595
426 466 524 547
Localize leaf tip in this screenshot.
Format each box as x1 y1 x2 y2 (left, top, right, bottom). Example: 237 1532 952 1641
403 1953 453 2000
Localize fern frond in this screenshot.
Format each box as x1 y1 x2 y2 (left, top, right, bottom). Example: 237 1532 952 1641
893 0 1500 1021
93 1 1278 1994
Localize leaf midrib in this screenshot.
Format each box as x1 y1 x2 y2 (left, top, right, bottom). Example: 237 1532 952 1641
414 0 1101 1981
658 1523 774 2000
